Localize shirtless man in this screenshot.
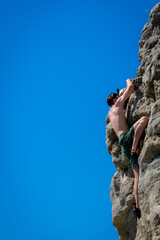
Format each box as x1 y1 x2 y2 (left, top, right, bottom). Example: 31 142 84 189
107 78 148 219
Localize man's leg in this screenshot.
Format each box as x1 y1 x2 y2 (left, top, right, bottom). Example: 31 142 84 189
131 116 148 218
133 164 141 218
132 116 148 152
133 164 139 208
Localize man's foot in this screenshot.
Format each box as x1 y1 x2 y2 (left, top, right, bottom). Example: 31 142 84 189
133 207 141 219
131 148 141 155
130 151 139 162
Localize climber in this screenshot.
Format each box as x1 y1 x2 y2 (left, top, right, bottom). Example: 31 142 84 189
107 78 148 219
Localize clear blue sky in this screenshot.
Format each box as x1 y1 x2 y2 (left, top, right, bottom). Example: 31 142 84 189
0 0 158 239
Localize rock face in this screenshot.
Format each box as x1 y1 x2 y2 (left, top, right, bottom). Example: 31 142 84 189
106 3 160 240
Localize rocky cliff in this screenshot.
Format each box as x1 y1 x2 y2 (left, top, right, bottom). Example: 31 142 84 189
106 3 160 240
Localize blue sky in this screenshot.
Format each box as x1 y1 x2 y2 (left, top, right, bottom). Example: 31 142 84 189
0 0 158 239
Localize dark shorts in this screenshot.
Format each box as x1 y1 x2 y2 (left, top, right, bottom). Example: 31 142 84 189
119 126 137 169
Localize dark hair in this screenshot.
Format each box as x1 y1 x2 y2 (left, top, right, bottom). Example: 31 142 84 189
107 93 118 106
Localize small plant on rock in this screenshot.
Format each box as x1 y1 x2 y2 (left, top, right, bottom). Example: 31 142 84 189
145 9 151 22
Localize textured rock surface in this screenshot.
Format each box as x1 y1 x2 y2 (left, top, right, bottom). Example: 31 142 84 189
106 3 160 240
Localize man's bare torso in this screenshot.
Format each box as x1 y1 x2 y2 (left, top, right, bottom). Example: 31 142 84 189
108 101 129 138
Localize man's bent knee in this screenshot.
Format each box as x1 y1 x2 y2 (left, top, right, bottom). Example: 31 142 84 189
140 116 148 125
141 116 148 122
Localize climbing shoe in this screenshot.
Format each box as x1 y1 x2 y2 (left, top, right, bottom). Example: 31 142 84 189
130 152 139 169
131 148 141 155
131 151 139 159
133 208 141 219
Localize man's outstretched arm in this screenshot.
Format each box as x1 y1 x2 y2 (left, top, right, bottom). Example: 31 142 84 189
126 78 134 89
117 79 134 105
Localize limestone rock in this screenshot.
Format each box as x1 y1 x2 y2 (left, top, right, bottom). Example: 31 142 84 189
106 3 160 239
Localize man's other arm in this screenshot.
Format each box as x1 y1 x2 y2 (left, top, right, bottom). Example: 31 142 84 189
119 88 126 96
117 79 134 105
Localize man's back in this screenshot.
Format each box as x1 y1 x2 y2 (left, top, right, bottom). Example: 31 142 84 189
108 100 129 138
107 79 134 138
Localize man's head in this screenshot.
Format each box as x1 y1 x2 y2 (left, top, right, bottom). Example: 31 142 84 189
107 93 119 107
